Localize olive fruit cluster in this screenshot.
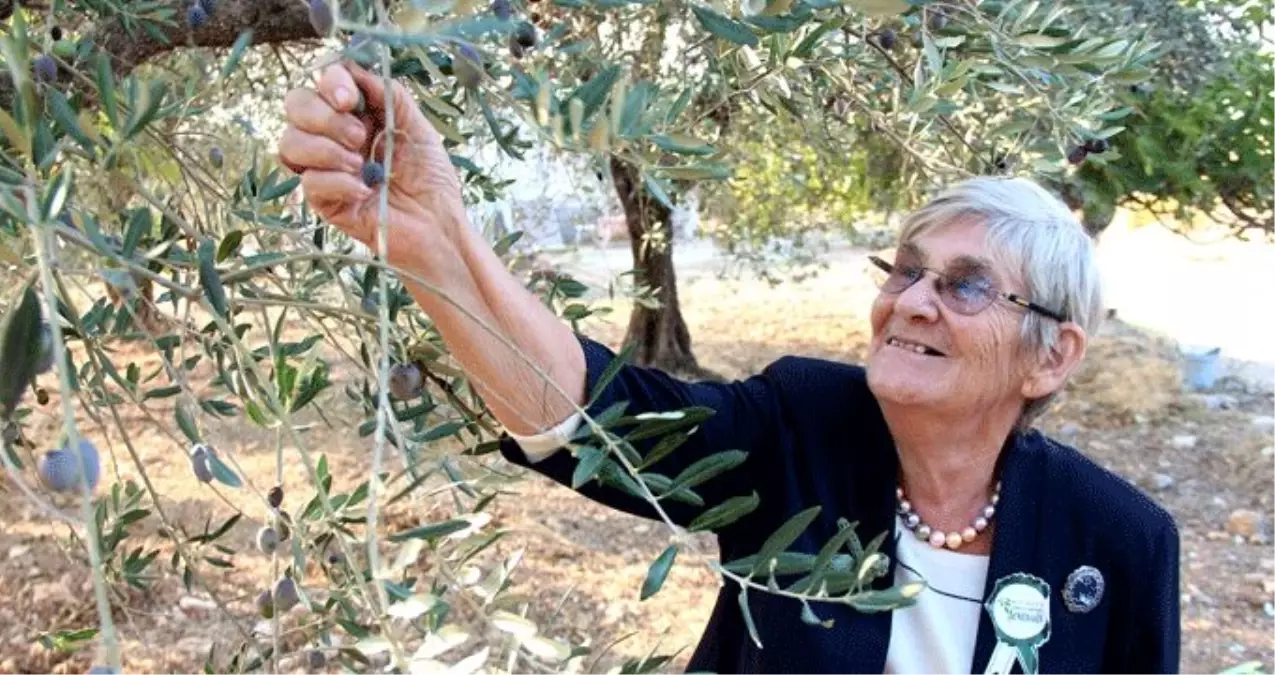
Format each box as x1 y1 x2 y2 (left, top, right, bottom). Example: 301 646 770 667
1067 137 1111 165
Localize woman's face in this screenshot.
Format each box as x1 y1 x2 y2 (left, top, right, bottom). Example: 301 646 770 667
866 218 1037 415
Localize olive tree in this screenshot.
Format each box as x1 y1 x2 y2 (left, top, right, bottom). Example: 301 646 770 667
1058 48 1272 240
0 0 1156 672
541 0 1162 373
593 0 1168 372
1044 0 1273 239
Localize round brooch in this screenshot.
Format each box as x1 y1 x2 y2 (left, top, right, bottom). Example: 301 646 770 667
1062 565 1105 614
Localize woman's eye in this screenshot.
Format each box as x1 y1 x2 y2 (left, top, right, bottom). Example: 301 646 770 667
896 265 924 281
953 275 992 300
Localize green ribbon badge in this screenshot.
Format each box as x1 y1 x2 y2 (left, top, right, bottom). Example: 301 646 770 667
983 572 1052 675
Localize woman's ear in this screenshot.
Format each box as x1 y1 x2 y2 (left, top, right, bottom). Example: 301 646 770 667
1021 322 1088 400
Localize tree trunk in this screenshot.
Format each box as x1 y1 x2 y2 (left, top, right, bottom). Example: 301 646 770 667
608 157 720 381
105 274 169 336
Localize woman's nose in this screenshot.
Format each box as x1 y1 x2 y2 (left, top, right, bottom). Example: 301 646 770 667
893 273 942 321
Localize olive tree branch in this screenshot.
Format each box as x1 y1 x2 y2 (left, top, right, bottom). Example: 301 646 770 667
0 0 322 110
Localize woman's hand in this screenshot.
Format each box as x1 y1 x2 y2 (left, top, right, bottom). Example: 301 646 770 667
279 61 465 255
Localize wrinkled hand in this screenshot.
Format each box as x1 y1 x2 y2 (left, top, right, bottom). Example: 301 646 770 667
280 62 464 252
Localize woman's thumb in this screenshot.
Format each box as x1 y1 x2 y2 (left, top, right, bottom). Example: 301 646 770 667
347 63 413 119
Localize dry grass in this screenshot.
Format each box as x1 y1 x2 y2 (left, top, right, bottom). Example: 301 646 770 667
1056 328 1186 428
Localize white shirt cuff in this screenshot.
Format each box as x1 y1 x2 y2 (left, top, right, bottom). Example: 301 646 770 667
506 411 584 463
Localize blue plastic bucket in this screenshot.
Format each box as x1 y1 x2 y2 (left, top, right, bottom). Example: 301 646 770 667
1182 346 1222 391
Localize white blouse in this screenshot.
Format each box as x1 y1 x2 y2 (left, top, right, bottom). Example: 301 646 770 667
886 515 989 674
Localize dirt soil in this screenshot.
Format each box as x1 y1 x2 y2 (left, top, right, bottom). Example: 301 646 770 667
1 264 1272 674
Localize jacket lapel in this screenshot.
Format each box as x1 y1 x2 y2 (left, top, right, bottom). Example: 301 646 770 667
970 431 1047 674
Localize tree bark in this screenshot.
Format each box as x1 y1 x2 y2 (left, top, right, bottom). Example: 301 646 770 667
105 274 168 335
608 156 720 382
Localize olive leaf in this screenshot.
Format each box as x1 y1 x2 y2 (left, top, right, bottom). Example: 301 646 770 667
206 452 242 489
639 544 678 600
751 506 821 574
571 446 607 488
174 404 201 444
388 519 472 543
588 342 636 407
650 134 716 156
197 240 228 318
667 450 747 493
642 172 675 210
794 519 865 593
800 600 834 628
692 5 760 46
845 583 926 613
623 406 715 442
0 283 43 417
216 231 244 263
721 551 816 576
636 427 694 470
638 473 703 506
688 491 760 532
219 29 254 81
738 587 762 648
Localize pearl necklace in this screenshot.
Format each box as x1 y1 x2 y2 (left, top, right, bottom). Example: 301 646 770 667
896 481 1001 551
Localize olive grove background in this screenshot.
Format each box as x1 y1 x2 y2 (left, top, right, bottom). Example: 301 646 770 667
0 0 1270 672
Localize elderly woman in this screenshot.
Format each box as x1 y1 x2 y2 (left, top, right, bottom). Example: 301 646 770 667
280 63 1180 674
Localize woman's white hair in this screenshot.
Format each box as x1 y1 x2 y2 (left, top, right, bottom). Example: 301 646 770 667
896 176 1106 428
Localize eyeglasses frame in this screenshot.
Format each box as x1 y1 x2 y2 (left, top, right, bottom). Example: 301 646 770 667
867 255 1068 323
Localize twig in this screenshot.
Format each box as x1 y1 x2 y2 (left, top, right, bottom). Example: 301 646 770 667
51 252 267 656
365 2 406 670
31 194 122 672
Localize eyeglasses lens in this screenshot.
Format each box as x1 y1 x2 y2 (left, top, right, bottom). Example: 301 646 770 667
869 257 995 316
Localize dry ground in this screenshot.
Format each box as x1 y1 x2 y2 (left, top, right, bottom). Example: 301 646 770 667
1 254 1272 674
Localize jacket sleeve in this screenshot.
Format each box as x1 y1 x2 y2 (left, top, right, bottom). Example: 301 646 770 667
1127 520 1182 673
497 333 788 528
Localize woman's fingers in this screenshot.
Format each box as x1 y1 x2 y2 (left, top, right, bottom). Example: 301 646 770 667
283 88 367 151
345 63 391 111
346 63 434 140
279 127 365 174
301 169 372 204
316 63 362 113
301 170 373 223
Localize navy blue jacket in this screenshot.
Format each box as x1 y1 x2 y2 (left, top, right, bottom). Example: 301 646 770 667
499 335 1181 674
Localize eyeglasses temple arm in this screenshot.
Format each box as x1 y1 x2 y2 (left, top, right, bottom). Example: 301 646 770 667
1005 293 1068 323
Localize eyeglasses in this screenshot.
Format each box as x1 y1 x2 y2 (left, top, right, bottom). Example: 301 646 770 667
867 255 1067 322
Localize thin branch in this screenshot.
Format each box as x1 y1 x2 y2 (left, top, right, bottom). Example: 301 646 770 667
1218 190 1272 236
